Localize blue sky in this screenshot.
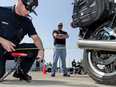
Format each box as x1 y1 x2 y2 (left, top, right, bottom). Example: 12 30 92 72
1 0 83 67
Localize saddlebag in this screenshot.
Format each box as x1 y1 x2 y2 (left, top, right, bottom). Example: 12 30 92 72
71 0 114 28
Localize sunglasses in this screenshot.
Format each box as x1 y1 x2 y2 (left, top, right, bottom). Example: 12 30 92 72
58 25 63 27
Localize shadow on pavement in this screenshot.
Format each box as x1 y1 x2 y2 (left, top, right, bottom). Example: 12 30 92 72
0 79 97 87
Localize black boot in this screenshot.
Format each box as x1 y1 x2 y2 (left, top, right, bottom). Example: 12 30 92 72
51 73 55 77
63 73 70 77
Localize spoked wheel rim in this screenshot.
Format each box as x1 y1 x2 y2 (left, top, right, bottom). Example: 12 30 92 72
88 52 116 76
89 27 116 76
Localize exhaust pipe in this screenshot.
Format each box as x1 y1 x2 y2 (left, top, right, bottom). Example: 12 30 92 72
77 39 116 51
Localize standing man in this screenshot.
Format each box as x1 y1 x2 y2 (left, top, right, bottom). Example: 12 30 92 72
51 22 70 77
0 0 44 82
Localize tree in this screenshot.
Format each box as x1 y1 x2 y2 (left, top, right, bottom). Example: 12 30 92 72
80 59 84 67
47 62 52 66
103 66 107 71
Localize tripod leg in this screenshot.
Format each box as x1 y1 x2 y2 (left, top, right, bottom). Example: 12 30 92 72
19 68 30 83
0 68 15 82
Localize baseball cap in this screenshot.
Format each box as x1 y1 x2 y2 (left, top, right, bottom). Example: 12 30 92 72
22 0 38 16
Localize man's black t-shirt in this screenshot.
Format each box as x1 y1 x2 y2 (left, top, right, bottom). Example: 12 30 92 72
52 30 68 45
72 61 76 67
0 6 37 45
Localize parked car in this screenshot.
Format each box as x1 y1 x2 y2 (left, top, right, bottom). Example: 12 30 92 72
43 65 52 72
46 66 52 72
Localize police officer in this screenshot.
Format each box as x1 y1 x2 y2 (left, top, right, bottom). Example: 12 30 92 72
0 0 44 81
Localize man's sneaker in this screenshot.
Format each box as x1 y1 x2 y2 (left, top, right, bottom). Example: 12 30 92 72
51 73 55 77
63 73 70 77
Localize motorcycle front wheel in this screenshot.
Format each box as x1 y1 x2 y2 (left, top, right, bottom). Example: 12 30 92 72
83 20 116 84
80 67 87 75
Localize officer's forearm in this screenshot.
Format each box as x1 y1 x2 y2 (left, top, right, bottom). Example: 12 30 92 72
31 35 44 50
0 37 5 44
34 38 43 50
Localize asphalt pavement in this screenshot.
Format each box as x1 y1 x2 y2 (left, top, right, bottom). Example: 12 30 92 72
0 71 116 87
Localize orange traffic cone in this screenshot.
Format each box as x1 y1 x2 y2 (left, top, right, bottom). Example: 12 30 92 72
43 65 46 74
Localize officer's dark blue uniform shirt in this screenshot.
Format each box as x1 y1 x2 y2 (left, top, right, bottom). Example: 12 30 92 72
0 6 37 45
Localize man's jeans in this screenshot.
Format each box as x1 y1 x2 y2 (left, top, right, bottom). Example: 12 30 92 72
73 66 76 74
52 44 67 74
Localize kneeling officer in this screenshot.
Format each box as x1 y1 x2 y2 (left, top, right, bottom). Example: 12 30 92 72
0 0 44 81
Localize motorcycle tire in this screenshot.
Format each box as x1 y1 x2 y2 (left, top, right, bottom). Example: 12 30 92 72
83 20 116 84
84 49 116 84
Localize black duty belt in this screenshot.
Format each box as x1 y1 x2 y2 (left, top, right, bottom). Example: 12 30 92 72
57 44 65 45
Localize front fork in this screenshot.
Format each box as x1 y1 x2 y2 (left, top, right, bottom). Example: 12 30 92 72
103 27 116 38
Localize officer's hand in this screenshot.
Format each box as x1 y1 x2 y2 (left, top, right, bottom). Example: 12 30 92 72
37 49 44 61
1 38 16 52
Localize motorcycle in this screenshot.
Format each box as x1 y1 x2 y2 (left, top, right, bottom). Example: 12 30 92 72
68 62 87 75
71 0 116 84
75 62 87 75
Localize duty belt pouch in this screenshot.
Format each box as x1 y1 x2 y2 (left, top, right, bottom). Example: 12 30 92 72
72 0 110 27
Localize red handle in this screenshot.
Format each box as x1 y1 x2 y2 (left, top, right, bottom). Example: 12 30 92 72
11 53 27 57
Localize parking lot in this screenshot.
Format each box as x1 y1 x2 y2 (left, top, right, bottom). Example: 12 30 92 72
0 71 116 87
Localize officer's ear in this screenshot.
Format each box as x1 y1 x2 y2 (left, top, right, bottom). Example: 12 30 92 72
18 0 22 4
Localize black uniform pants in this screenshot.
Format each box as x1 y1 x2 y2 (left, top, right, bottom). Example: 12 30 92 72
0 43 38 78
